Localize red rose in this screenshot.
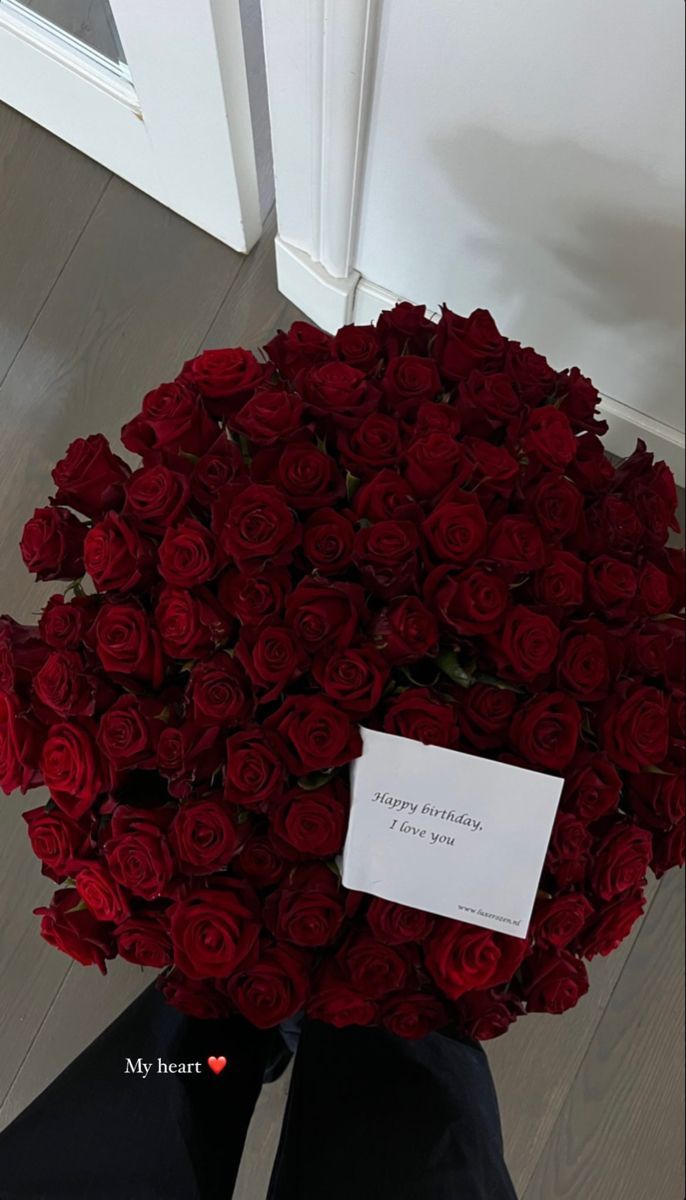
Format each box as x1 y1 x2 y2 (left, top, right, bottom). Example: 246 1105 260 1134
459 684 518 751
504 344 557 403
39 593 96 650
158 519 218 587
601 684 669 772
190 433 246 507
522 406 577 470
231 388 304 445
637 562 677 617
116 913 171 968
34 650 98 717
415 401 461 437
457 371 521 434
555 630 611 700
534 551 585 610
20 506 85 581
308 975 378 1028
425 920 527 1000
425 565 509 635
52 434 130 518
238 833 286 888
405 433 466 499
496 605 560 682
213 483 300 565
218 567 291 626
265 321 333 376
587 556 637 618
522 949 589 1014
568 431 615 492
366 898 434 945
157 971 230 1020
227 940 311 1027
157 723 223 797
169 878 260 979
269 782 348 859
284 578 364 652
576 888 646 959
545 812 593 887
123 464 190 532
376 302 433 357
35 888 114 972
456 988 523 1041
105 805 174 900
561 754 622 822
511 693 581 771
236 625 306 701
300 361 378 427
97 695 162 768
337 931 410 998
155 587 231 660
527 474 583 541
381 355 442 417
354 521 419 596
0 693 42 795
422 497 487 565
338 413 404 476
384 688 457 748
266 695 361 776
591 821 652 901
182 347 265 415
333 323 382 372
264 864 347 947
312 644 389 715
372 597 439 665
628 773 685 832
302 509 355 576
434 307 506 381
23 804 90 882
266 441 345 510
186 654 254 727
464 438 518 497
169 795 243 874
41 719 110 819
487 515 546 573
121 380 218 459
557 367 606 434
95 601 165 687
353 471 419 523
381 992 448 1039
75 862 130 923
532 893 593 950
224 728 285 808
84 514 152 592
650 821 685 877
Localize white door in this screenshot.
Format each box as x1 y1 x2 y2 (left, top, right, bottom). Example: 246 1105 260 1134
0 0 263 250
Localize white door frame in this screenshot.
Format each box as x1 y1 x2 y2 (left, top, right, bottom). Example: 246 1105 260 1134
0 0 262 250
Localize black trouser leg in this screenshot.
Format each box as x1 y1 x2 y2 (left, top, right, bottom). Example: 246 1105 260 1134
267 1020 518 1200
0 984 278 1200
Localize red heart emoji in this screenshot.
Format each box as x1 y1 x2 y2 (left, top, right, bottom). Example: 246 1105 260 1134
207 1056 227 1076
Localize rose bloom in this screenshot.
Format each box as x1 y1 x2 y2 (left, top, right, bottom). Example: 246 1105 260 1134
424 920 527 1001
168 879 260 979
227 940 311 1027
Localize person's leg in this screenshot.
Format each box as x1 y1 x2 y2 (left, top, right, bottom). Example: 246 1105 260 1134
0 984 278 1200
267 1020 517 1200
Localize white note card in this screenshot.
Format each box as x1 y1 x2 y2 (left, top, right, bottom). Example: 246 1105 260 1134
341 727 564 939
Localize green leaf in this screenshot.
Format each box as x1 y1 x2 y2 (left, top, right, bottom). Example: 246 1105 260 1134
297 769 338 791
436 650 474 688
345 472 361 501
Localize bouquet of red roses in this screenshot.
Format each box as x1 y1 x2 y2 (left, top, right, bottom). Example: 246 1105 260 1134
1 302 683 1041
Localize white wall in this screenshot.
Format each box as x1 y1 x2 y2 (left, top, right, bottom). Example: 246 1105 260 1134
354 0 684 436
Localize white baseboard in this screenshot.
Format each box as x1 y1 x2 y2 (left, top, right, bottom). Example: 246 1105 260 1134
277 253 685 486
274 237 359 332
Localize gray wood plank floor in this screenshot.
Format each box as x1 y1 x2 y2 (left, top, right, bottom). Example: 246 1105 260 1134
0 104 683 1200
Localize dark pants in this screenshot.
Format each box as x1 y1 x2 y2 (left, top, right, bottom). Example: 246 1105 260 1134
0 986 517 1200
